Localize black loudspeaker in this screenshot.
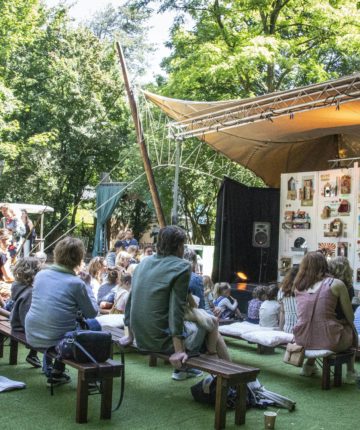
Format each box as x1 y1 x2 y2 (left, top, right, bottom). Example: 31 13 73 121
252 222 271 248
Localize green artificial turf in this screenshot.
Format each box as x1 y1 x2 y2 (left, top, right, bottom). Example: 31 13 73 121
1 341 359 430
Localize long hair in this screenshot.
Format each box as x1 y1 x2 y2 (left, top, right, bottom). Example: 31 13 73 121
280 266 299 297
328 256 353 289
203 275 214 295
88 256 105 279
293 252 328 292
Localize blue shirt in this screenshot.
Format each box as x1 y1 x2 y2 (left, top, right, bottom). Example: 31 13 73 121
122 238 138 249
189 272 205 309
354 306 360 334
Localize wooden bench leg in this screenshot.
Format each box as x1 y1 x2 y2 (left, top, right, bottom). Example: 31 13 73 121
9 339 18 365
149 355 158 367
257 345 275 355
215 376 228 430
76 372 89 423
0 334 4 358
235 383 247 426
334 360 342 387
322 357 331 390
100 378 113 420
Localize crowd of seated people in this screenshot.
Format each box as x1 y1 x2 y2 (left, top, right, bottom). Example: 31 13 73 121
1 222 359 388
0 225 230 386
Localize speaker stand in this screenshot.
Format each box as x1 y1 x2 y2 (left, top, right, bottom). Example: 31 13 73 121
258 248 264 284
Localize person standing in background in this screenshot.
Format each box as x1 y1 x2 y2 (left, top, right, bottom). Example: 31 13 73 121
21 210 36 257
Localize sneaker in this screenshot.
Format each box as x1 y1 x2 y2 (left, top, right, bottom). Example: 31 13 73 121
300 363 319 377
172 368 203 381
26 355 42 368
345 371 358 384
47 373 71 387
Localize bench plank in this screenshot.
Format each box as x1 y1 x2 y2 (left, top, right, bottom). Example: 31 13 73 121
108 326 260 429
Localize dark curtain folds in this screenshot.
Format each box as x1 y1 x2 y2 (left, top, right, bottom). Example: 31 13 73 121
212 177 280 284
93 183 126 256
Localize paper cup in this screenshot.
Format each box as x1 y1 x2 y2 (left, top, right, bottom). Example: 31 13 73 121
264 411 277 430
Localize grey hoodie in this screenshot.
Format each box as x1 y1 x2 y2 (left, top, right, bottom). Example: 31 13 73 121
10 281 32 332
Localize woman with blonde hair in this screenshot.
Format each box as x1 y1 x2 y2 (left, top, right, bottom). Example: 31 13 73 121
115 251 131 272
88 256 107 297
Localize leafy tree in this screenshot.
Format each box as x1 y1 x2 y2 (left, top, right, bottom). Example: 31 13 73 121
140 0 360 99
126 0 360 244
0 7 133 241
88 1 153 77
111 194 153 242
0 0 43 67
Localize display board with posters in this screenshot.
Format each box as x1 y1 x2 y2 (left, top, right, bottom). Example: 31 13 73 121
278 165 360 292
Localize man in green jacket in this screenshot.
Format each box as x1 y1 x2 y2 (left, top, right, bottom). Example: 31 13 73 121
122 225 205 380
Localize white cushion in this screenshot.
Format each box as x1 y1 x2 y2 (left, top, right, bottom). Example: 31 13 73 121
219 322 274 337
241 330 294 347
96 314 124 329
305 349 334 358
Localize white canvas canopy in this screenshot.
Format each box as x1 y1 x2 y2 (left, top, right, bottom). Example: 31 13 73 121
144 74 360 187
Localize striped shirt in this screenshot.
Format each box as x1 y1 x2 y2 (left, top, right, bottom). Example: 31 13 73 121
278 290 297 333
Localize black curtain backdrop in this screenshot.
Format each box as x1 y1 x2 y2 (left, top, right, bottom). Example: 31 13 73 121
212 177 280 284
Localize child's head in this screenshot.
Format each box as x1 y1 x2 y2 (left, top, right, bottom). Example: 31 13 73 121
119 272 132 290
214 282 231 298
265 284 279 301
328 256 353 289
107 267 119 284
253 285 266 300
127 245 138 257
88 256 106 279
13 257 41 286
203 275 214 293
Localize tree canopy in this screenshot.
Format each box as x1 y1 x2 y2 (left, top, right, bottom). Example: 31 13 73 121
1 0 359 246
144 0 360 99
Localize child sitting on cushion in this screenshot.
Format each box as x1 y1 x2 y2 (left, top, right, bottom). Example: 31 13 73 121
110 272 132 314
213 282 241 320
246 285 267 324
259 284 280 328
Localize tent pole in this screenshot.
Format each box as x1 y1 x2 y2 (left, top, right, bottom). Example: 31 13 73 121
40 213 44 252
218 182 226 281
171 139 181 225
115 42 166 228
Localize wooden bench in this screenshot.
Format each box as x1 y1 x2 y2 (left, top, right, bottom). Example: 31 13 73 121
222 331 354 390
108 327 260 430
0 319 123 423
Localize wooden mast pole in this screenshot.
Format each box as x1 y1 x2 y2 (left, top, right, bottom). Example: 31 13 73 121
115 42 166 228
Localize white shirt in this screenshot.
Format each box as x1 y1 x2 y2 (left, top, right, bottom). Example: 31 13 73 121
259 300 280 328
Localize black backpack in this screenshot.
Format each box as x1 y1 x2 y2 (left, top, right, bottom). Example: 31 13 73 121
191 376 274 409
